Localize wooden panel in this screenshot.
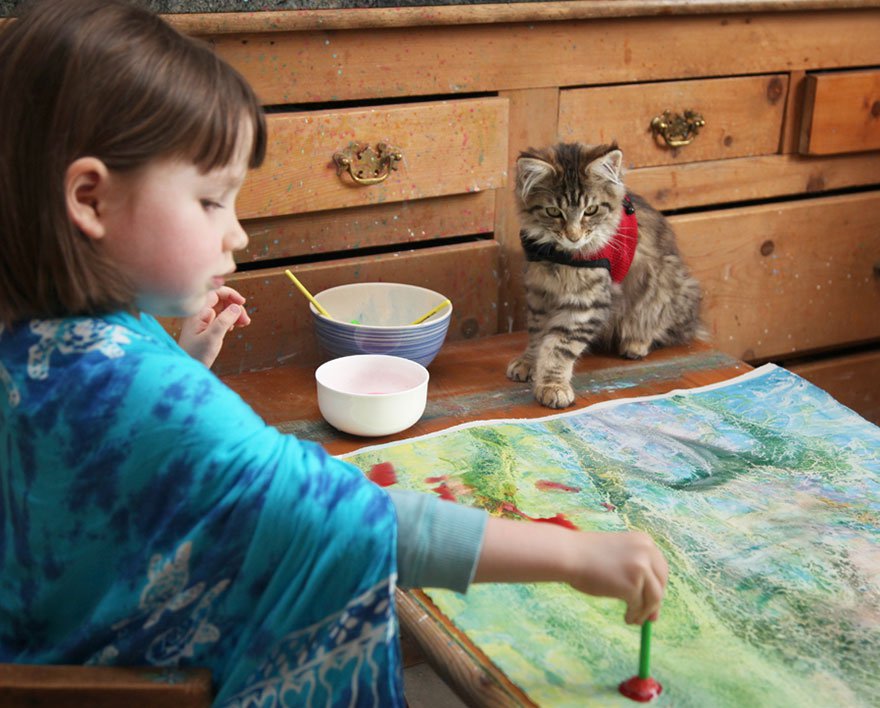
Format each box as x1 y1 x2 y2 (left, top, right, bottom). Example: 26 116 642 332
211 12 880 104
239 192 494 263
672 191 880 361
780 70 808 154
238 98 508 219
626 152 880 210
496 87 561 334
169 3 880 35
799 69 880 155
200 240 501 375
788 348 880 425
0 664 211 708
558 75 787 168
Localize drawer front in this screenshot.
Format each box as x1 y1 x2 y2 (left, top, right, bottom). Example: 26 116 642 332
558 75 788 168
196 240 502 375
799 69 880 155
239 192 495 263
672 191 880 361
238 97 508 219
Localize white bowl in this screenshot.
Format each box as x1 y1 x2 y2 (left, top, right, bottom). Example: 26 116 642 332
311 282 452 367
315 354 429 437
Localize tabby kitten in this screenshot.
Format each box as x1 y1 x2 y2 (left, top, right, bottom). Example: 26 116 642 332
507 142 704 409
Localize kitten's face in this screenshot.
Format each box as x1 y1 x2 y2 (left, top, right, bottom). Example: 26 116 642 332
516 144 626 252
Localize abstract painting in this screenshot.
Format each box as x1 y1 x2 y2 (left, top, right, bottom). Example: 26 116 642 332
343 365 880 707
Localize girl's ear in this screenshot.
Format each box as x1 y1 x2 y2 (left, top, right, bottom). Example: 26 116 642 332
65 157 112 240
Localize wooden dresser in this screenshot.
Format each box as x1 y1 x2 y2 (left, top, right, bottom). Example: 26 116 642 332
165 0 880 422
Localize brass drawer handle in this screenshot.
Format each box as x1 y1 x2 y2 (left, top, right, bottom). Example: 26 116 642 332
650 110 706 148
332 141 402 186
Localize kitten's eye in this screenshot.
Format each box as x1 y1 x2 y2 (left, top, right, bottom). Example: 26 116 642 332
545 206 562 218
584 204 599 216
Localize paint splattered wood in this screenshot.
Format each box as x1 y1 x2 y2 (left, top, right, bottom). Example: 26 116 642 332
237 99 507 219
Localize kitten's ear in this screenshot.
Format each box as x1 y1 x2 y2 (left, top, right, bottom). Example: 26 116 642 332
517 157 556 199
589 149 624 185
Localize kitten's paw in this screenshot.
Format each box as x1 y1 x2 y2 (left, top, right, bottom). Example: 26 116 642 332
507 357 533 382
534 382 575 409
620 341 650 360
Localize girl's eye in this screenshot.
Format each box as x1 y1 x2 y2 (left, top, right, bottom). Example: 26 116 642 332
201 199 222 210
585 204 599 216
545 206 562 218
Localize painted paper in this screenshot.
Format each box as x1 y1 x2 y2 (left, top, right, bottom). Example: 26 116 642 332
343 365 880 707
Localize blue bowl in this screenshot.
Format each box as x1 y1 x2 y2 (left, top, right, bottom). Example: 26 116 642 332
311 282 452 367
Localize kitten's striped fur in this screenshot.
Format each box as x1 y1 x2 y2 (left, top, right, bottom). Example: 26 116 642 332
508 142 704 408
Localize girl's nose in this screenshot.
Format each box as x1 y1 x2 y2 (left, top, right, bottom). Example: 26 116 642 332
226 215 249 252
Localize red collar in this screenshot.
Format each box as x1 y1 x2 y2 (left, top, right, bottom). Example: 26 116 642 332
520 196 639 283
571 198 638 283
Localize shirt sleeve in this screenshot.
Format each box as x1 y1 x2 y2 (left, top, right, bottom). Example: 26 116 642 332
387 488 488 594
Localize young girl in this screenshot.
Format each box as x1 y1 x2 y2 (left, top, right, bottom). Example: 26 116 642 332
0 1 668 705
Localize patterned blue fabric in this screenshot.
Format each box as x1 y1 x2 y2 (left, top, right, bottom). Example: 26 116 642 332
0 312 404 707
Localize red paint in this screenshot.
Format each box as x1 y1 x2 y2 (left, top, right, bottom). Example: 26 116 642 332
602 502 617 511
500 502 579 530
432 483 457 502
618 676 662 702
535 480 580 493
533 513 578 530
424 475 448 484
368 462 397 487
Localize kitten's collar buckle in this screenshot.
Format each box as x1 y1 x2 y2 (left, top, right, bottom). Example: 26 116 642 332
520 196 639 283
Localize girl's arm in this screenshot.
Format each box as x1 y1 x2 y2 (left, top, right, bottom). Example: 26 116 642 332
474 517 667 625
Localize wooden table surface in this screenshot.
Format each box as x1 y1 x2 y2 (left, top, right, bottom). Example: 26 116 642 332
221 333 751 706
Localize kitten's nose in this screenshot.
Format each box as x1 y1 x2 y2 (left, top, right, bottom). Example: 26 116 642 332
564 227 581 243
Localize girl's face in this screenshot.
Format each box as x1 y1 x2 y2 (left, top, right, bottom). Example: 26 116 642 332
100 125 252 317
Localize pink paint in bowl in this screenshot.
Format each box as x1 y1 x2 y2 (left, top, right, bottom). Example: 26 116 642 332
315 354 429 437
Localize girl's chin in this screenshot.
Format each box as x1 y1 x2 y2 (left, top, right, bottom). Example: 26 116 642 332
135 292 207 318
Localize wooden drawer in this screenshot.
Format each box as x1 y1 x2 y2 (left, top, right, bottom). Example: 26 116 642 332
788 349 880 425
206 240 501 375
237 97 508 220
239 192 495 263
558 75 788 168
672 191 880 361
799 68 880 155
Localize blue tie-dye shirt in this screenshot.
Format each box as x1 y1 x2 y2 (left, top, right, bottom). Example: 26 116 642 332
0 312 404 706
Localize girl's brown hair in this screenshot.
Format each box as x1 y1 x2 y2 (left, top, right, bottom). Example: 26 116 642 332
0 0 267 326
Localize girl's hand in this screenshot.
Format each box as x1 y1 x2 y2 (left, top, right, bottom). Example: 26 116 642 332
473 518 668 626
177 286 252 367
566 530 668 625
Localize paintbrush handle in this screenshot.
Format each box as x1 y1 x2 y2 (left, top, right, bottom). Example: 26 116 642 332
639 620 653 679
410 299 451 325
284 270 332 319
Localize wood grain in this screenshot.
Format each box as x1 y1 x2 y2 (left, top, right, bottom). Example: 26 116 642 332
222 333 749 457
496 87 560 334
238 99 508 219
239 191 495 263
559 75 788 168
211 12 880 105
0 665 211 708
160 2 880 34
672 191 880 361
799 69 880 155
625 152 880 210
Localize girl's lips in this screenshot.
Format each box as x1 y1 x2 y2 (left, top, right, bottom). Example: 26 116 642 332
210 276 225 288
